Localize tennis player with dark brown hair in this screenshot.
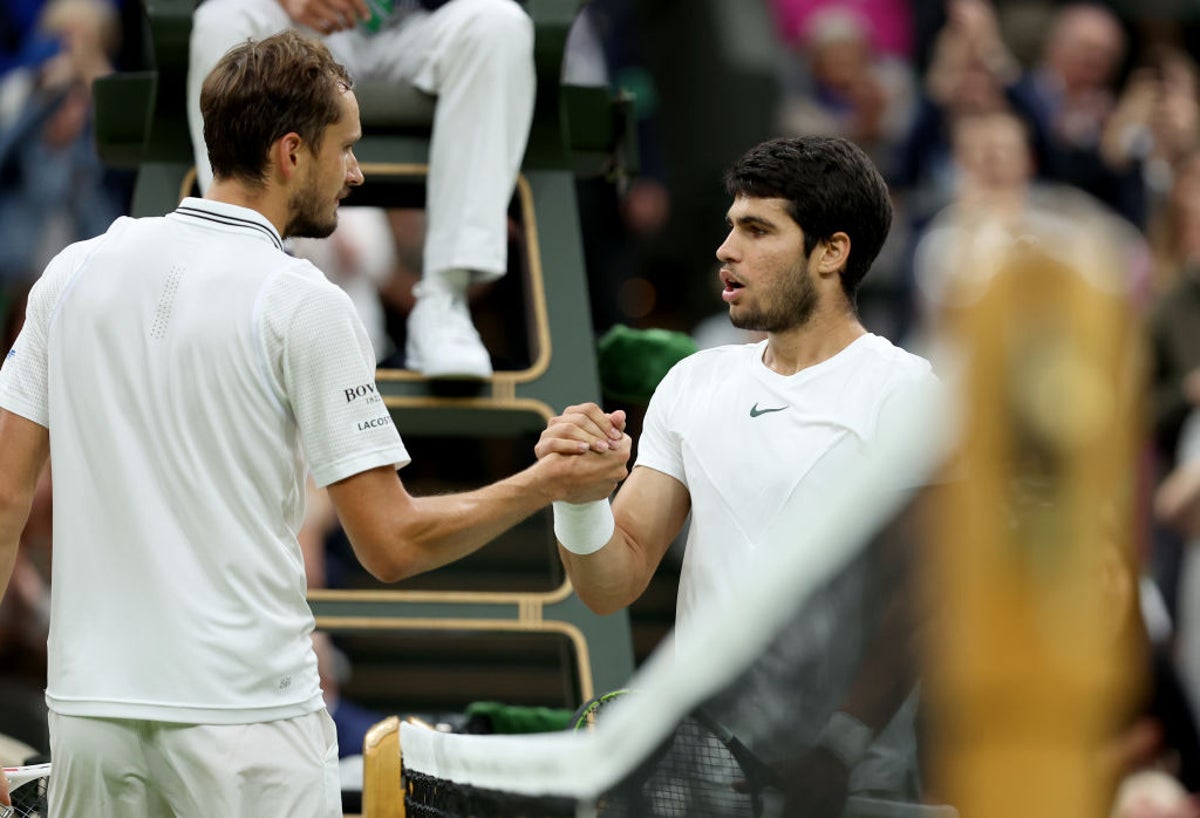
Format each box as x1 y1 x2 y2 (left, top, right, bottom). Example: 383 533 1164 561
0 31 627 817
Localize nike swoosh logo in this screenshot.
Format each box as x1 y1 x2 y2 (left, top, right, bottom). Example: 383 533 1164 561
749 403 788 418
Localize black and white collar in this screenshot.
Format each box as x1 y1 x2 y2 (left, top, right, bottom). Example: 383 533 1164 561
171 197 284 251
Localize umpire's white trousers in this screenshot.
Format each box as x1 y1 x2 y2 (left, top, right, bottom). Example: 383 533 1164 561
187 0 535 281
47 709 341 818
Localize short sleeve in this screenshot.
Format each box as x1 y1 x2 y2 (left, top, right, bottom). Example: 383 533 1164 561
0 240 97 427
633 358 688 486
265 271 410 486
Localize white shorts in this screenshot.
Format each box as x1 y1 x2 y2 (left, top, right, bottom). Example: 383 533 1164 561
47 709 341 818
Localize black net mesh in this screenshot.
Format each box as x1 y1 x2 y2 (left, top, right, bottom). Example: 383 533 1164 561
405 769 575 818
402 716 765 818
590 715 767 818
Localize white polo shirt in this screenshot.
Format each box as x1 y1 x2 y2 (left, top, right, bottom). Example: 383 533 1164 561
0 198 410 724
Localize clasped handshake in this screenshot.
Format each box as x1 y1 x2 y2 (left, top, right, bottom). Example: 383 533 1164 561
534 403 632 504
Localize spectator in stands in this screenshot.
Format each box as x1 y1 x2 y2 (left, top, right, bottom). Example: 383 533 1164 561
0 0 129 286
1152 149 1200 299
898 1 1133 214
908 108 1036 326
0 1 58 77
1147 149 1200 719
770 0 913 60
776 6 916 176
1149 149 1200 469
979 1 1135 222
1106 60 1198 236
187 0 535 380
1111 48 1200 276
912 105 1149 333
890 0 1015 338
1013 3 1126 161
894 1 1011 209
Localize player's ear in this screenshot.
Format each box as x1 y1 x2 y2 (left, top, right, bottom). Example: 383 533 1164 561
815 232 850 278
273 132 304 181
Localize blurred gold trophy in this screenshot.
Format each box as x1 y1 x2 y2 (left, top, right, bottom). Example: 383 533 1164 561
924 194 1147 818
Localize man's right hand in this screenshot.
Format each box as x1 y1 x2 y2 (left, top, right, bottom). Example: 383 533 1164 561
536 403 627 458
280 0 371 34
540 434 631 505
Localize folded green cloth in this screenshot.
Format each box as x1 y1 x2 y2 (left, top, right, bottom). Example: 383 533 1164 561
463 701 574 734
596 325 698 405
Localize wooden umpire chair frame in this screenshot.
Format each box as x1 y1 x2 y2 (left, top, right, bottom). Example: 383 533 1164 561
93 4 638 813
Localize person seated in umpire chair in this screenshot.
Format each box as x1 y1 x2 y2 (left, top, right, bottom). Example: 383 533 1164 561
187 0 535 379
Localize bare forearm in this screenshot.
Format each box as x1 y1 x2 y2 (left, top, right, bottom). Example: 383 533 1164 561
343 466 552 582
554 465 690 615
397 467 554 577
560 526 656 615
333 448 630 583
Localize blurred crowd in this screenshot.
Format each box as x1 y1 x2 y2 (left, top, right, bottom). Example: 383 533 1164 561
10 0 1200 811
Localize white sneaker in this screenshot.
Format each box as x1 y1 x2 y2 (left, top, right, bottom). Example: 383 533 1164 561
405 283 494 379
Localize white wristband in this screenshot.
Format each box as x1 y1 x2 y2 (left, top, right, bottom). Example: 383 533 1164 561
552 500 614 556
816 711 873 769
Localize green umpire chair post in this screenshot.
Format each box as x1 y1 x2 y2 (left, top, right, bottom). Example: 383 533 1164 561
93 0 194 213
95 0 639 703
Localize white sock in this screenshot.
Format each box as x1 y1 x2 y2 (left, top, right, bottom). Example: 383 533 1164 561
421 268 471 299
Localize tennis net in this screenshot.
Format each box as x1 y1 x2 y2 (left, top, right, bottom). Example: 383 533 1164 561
400 382 953 818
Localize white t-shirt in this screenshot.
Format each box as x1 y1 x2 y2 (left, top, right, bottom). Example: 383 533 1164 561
635 333 937 642
636 333 937 796
0 198 410 724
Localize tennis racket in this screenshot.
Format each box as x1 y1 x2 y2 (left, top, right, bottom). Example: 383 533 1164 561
1 763 50 818
690 708 782 812
569 688 633 731
572 689 781 816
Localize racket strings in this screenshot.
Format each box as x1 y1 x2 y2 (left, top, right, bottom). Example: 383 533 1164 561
7 775 48 818
603 716 762 818
573 690 770 817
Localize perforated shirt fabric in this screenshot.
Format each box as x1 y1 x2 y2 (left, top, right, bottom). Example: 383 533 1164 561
0 198 409 723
